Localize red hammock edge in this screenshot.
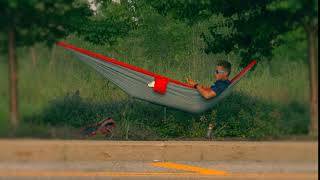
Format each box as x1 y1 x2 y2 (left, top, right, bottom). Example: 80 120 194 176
57 42 257 89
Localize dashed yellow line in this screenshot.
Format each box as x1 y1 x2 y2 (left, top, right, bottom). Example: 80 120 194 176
151 162 228 175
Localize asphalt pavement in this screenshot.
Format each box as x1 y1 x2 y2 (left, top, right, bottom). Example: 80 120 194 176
0 161 317 180
0 140 317 180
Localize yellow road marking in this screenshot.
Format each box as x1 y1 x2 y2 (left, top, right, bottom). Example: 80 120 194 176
0 162 316 179
0 171 317 179
151 162 228 175
232 172 317 179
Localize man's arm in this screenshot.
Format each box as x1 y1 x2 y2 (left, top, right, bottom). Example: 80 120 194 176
196 85 217 99
186 78 217 100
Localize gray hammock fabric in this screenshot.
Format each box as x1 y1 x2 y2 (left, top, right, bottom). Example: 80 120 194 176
58 42 256 113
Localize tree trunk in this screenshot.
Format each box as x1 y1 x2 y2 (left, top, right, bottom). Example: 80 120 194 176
8 28 19 129
307 27 318 136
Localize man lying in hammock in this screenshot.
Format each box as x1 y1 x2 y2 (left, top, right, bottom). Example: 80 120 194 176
186 60 231 100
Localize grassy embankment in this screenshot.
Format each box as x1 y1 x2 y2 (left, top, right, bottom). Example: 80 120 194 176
0 24 310 140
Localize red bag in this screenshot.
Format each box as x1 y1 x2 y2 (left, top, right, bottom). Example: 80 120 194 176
153 77 169 94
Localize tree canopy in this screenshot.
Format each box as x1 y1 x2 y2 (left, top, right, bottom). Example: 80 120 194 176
146 0 318 66
0 0 134 46
0 0 134 128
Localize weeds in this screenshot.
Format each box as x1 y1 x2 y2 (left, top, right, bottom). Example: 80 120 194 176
0 18 310 139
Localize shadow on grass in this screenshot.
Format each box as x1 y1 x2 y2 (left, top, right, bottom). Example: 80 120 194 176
18 90 309 140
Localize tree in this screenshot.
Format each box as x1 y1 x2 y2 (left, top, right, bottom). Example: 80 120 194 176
146 0 318 136
0 0 133 130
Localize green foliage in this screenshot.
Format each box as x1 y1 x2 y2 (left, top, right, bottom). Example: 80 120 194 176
0 0 90 46
131 4 191 62
146 0 318 66
23 91 309 140
0 40 310 139
0 0 133 46
0 2 311 139
79 1 135 45
32 91 101 127
145 0 212 25
212 92 308 139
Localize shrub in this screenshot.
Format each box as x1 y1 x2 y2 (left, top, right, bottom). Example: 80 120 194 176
25 90 309 140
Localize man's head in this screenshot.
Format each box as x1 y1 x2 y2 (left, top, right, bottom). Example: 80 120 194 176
215 60 231 80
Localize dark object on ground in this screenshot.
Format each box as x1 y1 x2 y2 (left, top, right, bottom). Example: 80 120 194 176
81 117 116 138
206 123 214 139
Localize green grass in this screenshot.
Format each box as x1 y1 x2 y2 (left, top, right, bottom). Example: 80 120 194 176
0 22 311 139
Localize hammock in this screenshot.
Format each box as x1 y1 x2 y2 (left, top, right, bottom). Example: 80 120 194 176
57 42 257 113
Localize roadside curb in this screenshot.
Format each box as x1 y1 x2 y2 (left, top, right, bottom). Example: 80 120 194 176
0 140 317 161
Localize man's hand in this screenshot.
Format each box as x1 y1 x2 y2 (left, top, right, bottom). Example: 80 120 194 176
186 77 197 87
186 77 217 99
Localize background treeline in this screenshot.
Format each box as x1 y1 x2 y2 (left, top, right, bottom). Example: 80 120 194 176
0 0 315 139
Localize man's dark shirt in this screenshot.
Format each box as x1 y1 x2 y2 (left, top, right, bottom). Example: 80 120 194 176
211 80 231 96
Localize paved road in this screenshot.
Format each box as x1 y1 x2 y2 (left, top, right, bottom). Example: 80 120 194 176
0 140 317 179
0 161 317 180
1 140 316 162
